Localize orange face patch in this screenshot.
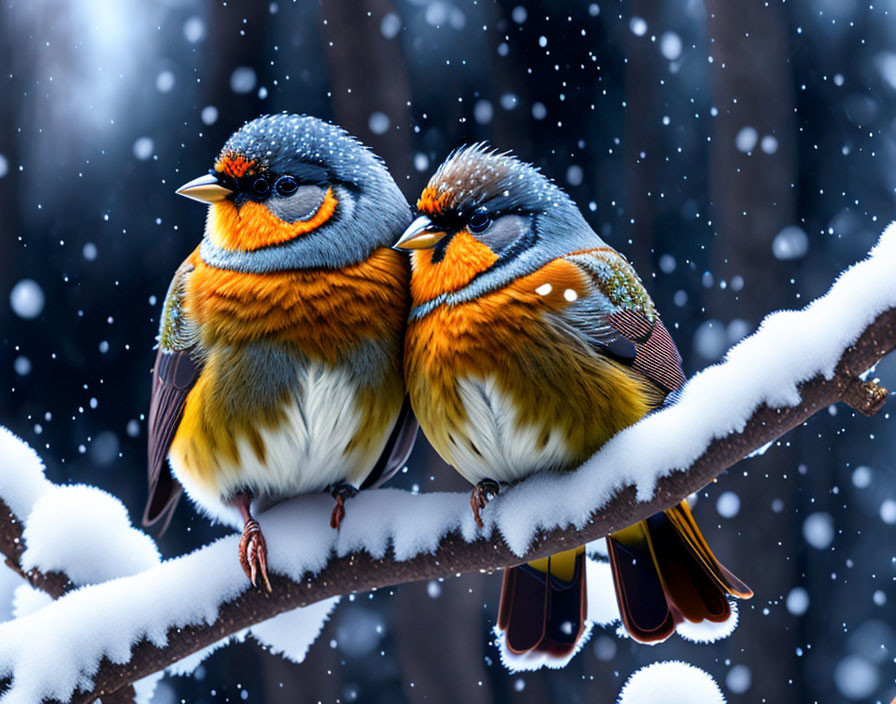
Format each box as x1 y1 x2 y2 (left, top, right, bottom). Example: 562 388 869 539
207 187 338 251
214 153 257 179
410 231 497 304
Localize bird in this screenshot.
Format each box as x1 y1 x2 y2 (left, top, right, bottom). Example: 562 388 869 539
395 144 751 663
143 113 418 592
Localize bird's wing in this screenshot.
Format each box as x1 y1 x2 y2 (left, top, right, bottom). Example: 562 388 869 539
558 248 686 396
144 253 203 531
360 397 420 490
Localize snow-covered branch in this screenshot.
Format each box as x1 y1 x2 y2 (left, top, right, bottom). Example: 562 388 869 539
0 433 70 598
0 430 338 704
0 498 70 600
0 431 157 703
2 227 896 703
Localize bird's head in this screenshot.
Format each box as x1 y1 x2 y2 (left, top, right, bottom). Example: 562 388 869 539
178 113 410 272
394 144 599 307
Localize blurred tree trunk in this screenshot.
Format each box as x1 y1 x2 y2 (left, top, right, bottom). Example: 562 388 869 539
263 625 343 704
320 0 418 195
623 0 664 277
705 3 803 703
706 0 796 323
392 447 554 704
202 2 269 131
484 1 534 159
392 578 496 703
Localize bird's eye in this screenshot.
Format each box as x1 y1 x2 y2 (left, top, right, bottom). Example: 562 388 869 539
252 178 270 197
468 210 492 234
275 176 299 196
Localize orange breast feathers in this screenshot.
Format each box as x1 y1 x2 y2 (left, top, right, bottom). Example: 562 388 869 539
405 258 655 464
187 248 410 362
207 189 338 252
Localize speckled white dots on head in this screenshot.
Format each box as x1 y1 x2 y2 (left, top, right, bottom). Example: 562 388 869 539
535 283 552 296
564 288 578 302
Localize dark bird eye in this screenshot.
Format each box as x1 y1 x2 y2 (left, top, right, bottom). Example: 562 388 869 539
252 178 270 196
468 210 491 234
275 176 299 196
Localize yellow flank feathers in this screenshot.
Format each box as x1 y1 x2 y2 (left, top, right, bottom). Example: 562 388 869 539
527 546 584 582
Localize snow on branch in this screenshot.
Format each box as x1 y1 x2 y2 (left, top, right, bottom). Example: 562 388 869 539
0 429 159 703
2 226 896 703
0 431 67 598
0 430 338 704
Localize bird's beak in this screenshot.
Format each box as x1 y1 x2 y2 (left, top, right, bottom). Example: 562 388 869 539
175 173 233 204
393 215 446 250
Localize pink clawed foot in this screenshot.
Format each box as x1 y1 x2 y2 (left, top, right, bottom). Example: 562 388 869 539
239 517 272 593
329 482 359 530
471 478 500 529
232 493 272 593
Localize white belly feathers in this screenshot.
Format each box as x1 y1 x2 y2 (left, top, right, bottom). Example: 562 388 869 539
449 376 574 485
233 362 375 493
170 361 392 525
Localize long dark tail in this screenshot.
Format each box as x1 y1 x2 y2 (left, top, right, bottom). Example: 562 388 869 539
497 547 587 664
607 500 753 643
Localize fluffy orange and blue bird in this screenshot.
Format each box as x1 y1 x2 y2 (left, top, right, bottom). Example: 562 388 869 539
144 114 417 591
395 145 752 662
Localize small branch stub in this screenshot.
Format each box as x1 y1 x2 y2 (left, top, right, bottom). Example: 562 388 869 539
842 378 888 416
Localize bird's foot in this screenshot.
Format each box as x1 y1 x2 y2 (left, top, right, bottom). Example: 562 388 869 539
239 517 272 593
471 478 500 528
330 482 359 530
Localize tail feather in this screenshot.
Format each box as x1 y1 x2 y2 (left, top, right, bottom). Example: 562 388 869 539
544 551 588 654
498 548 587 658
607 524 676 643
664 501 753 598
608 500 752 644
501 564 549 653
643 513 730 623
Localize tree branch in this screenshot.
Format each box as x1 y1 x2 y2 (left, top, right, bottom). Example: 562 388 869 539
64 306 895 702
0 497 138 703
0 498 72 599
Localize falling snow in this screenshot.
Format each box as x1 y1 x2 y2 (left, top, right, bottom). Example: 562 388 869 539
9 279 45 319
803 512 835 550
772 225 809 260
230 67 257 94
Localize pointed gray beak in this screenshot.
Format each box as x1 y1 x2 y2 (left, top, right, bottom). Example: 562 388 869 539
393 215 447 250
176 173 233 204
